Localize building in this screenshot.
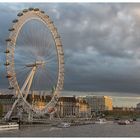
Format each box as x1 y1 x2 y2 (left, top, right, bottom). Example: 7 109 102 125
113 106 135 111
0 92 52 117
57 96 78 118
0 94 17 117
84 96 113 113
27 92 51 110
104 96 113 110
77 97 91 118
0 92 112 119
136 103 140 111
57 96 91 118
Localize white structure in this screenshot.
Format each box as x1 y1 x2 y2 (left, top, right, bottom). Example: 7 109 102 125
4 8 64 121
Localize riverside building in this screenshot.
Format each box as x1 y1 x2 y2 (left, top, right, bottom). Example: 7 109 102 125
84 96 113 113
57 96 91 118
0 94 16 117
57 96 77 118
76 97 91 118
0 92 112 119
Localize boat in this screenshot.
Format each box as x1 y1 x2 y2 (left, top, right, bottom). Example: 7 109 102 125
118 120 134 125
95 118 107 124
57 122 71 128
0 122 19 131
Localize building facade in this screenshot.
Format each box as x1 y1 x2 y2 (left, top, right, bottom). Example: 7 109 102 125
57 96 91 118
0 93 112 118
104 96 113 110
84 96 113 113
57 96 78 118
0 94 17 117
136 103 140 110
77 97 91 118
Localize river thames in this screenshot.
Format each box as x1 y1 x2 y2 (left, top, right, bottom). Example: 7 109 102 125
0 121 140 137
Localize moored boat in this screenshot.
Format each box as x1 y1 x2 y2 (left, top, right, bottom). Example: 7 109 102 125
0 122 19 131
118 120 134 125
95 118 107 124
57 122 71 128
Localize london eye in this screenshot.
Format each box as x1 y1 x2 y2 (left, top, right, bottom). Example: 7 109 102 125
4 8 64 120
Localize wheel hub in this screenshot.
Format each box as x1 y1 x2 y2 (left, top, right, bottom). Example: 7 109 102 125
25 60 45 67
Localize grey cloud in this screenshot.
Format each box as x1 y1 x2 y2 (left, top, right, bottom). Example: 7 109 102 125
1 3 140 94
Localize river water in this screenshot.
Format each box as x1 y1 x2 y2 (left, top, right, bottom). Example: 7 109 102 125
0 121 140 137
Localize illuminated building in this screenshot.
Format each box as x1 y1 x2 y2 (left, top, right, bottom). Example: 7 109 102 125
84 96 113 113
27 91 51 110
77 97 91 118
57 96 77 118
104 96 113 110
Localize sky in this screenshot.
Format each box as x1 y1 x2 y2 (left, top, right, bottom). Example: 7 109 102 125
1 3 140 103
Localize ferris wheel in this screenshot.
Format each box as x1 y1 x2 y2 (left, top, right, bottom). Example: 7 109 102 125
4 8 64 120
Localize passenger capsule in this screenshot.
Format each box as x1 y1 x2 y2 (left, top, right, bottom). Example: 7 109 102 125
4 49 10 53
5 38 11 42
12 19 18 23
8 86 14 90
40 10 45 13
6 74 12 79
17 12 23 17
45 15 49 18
29 7 34 11
60 52 64 55
23 9 28 13
49 21 53 24
8 28 15 31
55 36 60 39
34 8 39 11
4 61 10 66
57 45 62 47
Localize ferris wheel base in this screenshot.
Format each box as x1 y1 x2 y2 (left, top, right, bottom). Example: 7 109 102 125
3 105 58 123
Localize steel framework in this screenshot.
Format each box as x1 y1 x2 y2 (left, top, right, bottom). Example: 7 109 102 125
4 8 64 121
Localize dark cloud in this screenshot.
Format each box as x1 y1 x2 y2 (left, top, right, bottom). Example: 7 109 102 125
1 3 140 94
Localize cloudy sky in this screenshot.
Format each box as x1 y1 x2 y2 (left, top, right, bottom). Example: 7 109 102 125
1 3 140 99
